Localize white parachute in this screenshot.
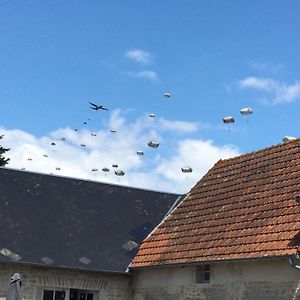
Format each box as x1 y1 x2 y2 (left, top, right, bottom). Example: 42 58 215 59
181 166 193 173
282 136 296 143
223 116 235 124
240 107 253 116
115 170 125 176
148 141 160 148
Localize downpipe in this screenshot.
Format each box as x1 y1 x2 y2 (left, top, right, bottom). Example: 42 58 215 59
288 254 300 270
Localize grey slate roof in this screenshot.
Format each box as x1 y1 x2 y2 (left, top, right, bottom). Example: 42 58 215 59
0 167 182 273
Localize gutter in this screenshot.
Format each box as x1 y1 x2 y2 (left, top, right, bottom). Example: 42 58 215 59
288 254 300 270
130 254 296 271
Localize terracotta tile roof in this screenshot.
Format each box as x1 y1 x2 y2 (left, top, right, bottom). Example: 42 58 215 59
131 139 300 268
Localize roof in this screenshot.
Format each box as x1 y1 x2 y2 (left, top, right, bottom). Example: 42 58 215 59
130 139 300 268
0 168 181 272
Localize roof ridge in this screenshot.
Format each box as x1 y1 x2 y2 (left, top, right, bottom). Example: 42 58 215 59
0 166 182 195
219 137 300 165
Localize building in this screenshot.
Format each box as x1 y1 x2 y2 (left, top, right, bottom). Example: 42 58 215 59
130 139 300 300
0 168 182 300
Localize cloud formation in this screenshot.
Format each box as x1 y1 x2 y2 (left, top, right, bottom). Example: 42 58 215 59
128 71 157 80
250 62 284 73
0 111 239 194
239 76 300 104
125 49 153 65
158 118 199 133
155 139 239 187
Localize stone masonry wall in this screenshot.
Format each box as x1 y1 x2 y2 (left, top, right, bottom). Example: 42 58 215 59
133 281 300 300
132 259 300 300
0 262 132 300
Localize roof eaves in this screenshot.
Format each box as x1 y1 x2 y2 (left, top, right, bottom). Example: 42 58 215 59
129 254 295 271
0 260 132 277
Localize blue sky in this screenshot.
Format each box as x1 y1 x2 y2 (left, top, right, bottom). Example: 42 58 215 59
1 1 300 193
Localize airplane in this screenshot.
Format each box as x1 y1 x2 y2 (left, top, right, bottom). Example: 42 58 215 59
89 101 109 111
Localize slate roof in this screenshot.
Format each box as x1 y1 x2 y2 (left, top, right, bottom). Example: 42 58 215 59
0 168 181 272
130 139 300 268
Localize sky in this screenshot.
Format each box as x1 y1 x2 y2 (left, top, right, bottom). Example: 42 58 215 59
0 1 300 194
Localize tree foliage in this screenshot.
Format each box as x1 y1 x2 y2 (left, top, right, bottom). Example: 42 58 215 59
0 135 10 166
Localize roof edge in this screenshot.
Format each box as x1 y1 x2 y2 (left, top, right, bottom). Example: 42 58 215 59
129 254 296 271
0 166 183 196
220 137 300 164
0 260 132 277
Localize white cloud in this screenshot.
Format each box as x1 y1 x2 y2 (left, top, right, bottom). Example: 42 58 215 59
240 77 274 90
158 118 199 133
125 49 153 64
239 76 300 104
0 112 240 194
128 71 157 80
155 139 239 192
250 62 284 73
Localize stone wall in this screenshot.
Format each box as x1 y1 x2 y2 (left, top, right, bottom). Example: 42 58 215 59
1 258 299 300
0 262 131 300
132 258 300 300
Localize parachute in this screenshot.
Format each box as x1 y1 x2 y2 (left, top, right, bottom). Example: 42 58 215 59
223 116 235 124
181 166 193 173
148 141 160 148
115 170 125 176
240 107 253 115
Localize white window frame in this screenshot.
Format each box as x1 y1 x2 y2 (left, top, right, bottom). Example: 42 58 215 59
42 288 96 300
195 264 210 283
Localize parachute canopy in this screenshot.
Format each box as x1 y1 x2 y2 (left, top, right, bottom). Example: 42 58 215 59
181 166 193 173
240 107 253 115
283 136 296 143
223 116 235 124
115 170 125 176
148 141 160 148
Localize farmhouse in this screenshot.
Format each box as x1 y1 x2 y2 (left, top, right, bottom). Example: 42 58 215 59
1 138 300 300
0 168 181 300
130 139 300 300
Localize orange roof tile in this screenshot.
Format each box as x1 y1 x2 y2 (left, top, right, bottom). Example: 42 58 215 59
131 139 300 268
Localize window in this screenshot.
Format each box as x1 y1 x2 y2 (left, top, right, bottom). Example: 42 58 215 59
43 290 65 300
43 289 94 300
43 290 54 300
195 264 210 283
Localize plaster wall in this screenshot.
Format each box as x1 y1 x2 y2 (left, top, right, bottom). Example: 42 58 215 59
132 258 300 300
0 263 131 300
